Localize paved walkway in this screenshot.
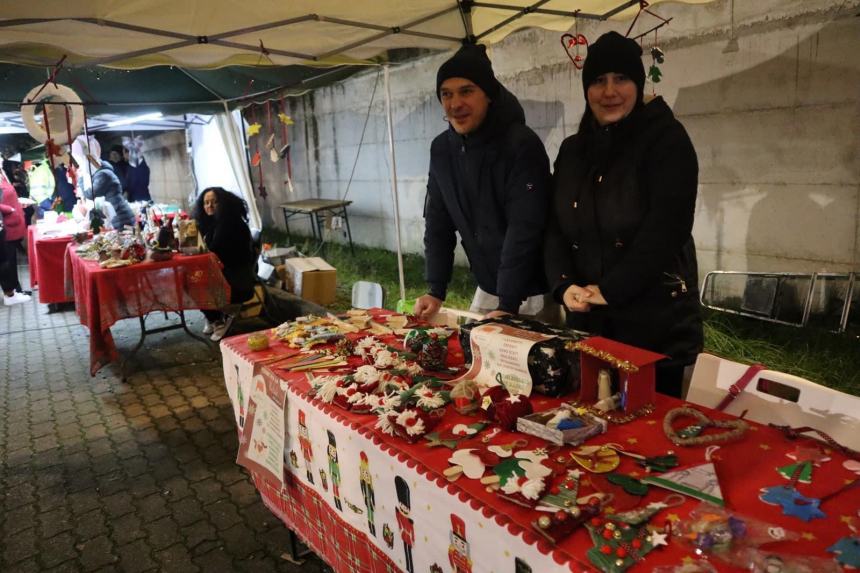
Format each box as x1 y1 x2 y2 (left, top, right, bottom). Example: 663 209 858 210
0 259 324 572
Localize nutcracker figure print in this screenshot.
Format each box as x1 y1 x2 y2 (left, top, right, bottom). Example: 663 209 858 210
448 514 472 573
297 410 314 483
359 451 376 536
394 476 415 573
327 430 342 511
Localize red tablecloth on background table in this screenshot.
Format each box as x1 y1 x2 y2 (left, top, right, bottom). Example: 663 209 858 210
220 328 859 573
27 225 76 304
67 248 230 375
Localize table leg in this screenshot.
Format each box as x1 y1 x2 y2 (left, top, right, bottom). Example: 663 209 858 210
282 208 292 243
121 315 150 380
178 310 213 347
341 206 355 255
282 529 311 565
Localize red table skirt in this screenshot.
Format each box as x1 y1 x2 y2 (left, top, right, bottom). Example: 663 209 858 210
67 247 230 374
221 331 859 573
27 225 75 304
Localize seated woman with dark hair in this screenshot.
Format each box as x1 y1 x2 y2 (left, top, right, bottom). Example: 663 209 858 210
193 187 257 341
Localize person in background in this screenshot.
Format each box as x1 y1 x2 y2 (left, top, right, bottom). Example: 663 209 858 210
192 187 257 341
107 144 129 194
544 31 702 397
0 157 31 306
84 161 136 231
124 146 151 203
413 44 551 321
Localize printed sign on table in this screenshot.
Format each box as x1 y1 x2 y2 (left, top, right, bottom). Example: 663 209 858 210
236 367 288 489
454 323 554 396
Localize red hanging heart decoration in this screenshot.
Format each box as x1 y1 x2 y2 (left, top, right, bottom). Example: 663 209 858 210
560 33 589 70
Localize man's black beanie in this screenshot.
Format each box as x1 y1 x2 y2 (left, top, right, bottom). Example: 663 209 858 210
582 31 645 100
436 44 501 101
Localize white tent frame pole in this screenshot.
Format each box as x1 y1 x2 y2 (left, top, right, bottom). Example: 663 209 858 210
383 64 407 303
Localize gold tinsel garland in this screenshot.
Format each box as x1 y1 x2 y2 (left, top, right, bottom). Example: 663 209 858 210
568 341 640 373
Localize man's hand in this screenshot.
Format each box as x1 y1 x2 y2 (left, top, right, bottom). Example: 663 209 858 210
413 294 443 320
562 284 593 312
484 310 511 319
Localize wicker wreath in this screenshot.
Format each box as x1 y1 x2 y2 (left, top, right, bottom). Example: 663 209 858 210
663 407 749 447
21 83 84 146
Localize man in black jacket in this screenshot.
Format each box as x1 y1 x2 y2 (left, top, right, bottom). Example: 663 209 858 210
414 45 551 320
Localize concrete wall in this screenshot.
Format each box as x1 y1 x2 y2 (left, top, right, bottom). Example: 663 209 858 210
141 130 195 210
250 0 860 279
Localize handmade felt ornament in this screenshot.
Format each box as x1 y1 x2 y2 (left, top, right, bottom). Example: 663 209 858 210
641 463 725 507
586 517 658 573
606 474 649 497
424 422 488 449
494 450 553 507
846 459 860 475
777 445 830 483
570 444 621 473
603 444 678 473
247 122 262 136
450 379 480 415
608 495 685 526
828 536 860 569
533 499 601 544
537 469 582 513
487 391 533 430
759 476 859 523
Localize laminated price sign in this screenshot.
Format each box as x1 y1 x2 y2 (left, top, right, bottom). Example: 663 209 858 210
455 323 555 396
236 368 288 489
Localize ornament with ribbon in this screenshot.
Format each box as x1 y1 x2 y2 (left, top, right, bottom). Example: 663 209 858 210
570 443 622 473
604 443 679 473
776 445 830 484
561 31 588 70
760 467 860 522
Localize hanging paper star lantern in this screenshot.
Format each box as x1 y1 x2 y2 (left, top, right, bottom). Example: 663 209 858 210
247 122 262 136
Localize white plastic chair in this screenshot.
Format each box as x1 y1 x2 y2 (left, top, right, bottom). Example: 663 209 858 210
351 281 384 309
686 353 860 450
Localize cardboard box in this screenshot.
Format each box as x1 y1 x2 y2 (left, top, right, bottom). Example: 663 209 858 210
283 257 336 305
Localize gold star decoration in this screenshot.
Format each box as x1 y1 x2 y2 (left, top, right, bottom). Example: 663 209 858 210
841 515 855 525
759 443 771 450
627 437 639 444
278 113 294 125
603 506 615 515
801 532 816 541
247 122 262 136
667 513 681 523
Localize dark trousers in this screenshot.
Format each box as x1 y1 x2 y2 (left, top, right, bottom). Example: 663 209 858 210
0 240 22 294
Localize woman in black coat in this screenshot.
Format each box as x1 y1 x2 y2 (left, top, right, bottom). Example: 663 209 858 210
544 32 703 396
193 187 256 341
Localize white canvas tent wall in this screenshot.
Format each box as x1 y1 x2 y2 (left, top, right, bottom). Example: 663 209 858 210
0 0 714 298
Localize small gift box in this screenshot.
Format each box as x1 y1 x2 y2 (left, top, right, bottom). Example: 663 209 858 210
517 405 607 446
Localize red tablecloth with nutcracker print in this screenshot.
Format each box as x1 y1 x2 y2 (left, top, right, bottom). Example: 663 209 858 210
66 248 230 375
220 321 859 573
28 225 76 304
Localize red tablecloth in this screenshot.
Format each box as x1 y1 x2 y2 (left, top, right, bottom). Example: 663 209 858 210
220 329 859 573
27 225 76 304
67 248 230 375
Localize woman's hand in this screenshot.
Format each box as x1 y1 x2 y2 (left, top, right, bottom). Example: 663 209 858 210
563 284 608 312
584 284 608 305
562 284 593 312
